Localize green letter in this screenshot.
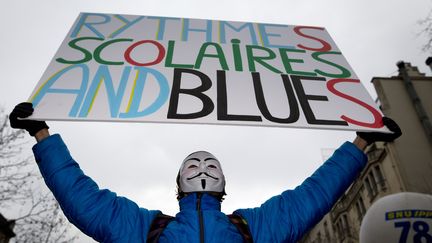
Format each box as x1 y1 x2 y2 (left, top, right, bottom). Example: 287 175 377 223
246 45 282 73
56 37 104 64
165 40 194 68
94 38 133 65
279 48 316 76
231 39 243 71
312 52 351 78
195 42 229 70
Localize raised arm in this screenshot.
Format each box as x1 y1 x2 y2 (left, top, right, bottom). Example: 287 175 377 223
235 117 402 242
9 102 160 242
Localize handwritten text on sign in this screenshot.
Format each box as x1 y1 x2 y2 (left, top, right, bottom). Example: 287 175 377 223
29 13 384 131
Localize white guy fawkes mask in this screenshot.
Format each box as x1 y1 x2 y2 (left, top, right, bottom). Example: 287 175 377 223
179 151 225 193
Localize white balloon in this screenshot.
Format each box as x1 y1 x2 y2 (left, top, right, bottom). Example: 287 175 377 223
360 192 432 243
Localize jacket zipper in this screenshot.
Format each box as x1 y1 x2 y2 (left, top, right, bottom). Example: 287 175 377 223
197 193 204 243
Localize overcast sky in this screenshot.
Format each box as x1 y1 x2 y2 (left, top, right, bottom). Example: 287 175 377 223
2 0 432 242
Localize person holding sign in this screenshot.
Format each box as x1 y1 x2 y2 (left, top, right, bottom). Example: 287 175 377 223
9 102 401 243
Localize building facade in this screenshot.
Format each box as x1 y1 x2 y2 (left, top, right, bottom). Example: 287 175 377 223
300 62 432 243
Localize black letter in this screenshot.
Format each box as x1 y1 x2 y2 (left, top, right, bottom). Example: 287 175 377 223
291 75 348 126
167 68 214 119
252 72 299 123
217 70 262 121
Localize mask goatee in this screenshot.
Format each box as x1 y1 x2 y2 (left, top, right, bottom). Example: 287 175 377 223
201 179 206 190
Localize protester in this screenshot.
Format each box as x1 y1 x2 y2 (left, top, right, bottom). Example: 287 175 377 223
9 102 401 243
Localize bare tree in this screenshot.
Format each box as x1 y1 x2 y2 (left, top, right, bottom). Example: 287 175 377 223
0 107 77 242
418 9 432 53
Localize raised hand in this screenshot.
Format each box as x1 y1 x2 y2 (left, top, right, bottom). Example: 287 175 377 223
356 117 402 145
9 102 49 136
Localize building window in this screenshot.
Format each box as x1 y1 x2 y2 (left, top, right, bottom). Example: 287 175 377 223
365 171 379 200
373 165 386 190
342 214 350 237
369 172 378 195
335 221 343 241
335 214 350 241
355 203 362 222
316 231 322 243
364 177 373 198
324 221 330 241
355 196 367 222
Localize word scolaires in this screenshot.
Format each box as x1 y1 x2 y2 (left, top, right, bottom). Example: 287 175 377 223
29 13 384 131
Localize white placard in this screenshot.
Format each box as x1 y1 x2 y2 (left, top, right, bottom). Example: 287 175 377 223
29 12 386 131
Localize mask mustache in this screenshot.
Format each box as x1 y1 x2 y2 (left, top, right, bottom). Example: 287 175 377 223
187 172 219 180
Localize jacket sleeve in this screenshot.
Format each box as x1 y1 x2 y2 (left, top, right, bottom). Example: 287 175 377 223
33 134 161 242
234 141 367 243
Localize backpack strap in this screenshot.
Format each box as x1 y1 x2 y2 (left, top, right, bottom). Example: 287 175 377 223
147 213 175 243
228 213 254 243
147 212 253 243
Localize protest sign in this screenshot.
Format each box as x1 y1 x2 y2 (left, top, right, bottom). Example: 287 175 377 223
29 12 386 131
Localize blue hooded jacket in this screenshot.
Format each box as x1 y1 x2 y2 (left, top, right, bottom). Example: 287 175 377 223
33 134 367 243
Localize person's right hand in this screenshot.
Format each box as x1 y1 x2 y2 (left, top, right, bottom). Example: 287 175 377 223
9 102 49 136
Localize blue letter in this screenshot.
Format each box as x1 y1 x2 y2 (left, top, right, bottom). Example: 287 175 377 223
71 13 111 38
182 19 212 42
30 64 89 117
219 21 258 45
120 67 169 118
109 15 145 38
78 65 131 118
258 23 295 49
148 16 181 40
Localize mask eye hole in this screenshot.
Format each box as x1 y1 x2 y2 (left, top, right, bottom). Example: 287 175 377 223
188 165 198 169
207 165 217 169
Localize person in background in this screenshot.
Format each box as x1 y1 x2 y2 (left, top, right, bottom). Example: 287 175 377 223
9 102 401 243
